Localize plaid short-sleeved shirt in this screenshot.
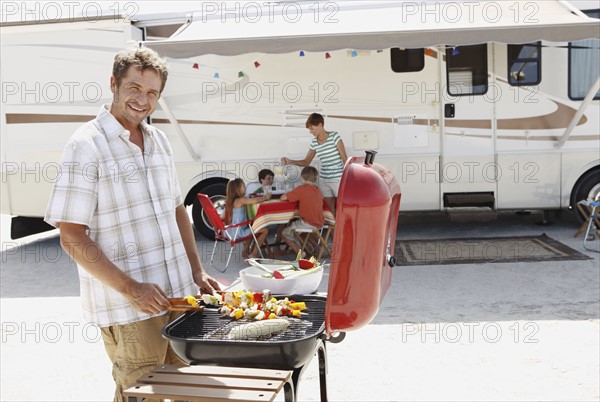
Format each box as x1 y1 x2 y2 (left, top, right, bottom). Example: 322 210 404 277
45 105 197 327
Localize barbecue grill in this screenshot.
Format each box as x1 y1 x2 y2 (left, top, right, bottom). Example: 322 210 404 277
164 152 401 402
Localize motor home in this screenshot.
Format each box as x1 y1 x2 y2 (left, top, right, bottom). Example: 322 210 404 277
1 1 599 239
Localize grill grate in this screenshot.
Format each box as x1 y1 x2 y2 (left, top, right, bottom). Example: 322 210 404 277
167 298 326 342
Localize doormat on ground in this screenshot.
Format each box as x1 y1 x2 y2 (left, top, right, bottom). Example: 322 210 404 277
395 234 590 266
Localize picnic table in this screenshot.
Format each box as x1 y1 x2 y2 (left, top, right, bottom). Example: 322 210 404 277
247 200 335 232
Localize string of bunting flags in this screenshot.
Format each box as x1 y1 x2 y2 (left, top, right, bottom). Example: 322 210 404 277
187 49 386 77
186 48 429 78
187 43 599 75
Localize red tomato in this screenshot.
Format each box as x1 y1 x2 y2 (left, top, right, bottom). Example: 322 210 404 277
253 293 263 303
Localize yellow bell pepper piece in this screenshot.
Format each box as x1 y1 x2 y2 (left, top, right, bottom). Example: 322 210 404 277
290 302 307 311
186 295 198 307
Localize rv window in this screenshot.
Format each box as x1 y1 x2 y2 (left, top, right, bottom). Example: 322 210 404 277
568 9 600 101
507 42 541 86
390 48 425 73
446 44 488 96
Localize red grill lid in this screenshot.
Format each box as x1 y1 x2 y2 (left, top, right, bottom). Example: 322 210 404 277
325 154 401 335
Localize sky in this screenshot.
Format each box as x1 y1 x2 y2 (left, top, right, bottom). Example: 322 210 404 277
2 0 599 24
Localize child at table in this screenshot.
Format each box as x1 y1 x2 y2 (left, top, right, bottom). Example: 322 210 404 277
224 178 271 258
280 166 324 257
245 169 275 196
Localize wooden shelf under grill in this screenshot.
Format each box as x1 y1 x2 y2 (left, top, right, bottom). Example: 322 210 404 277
123 364 294 402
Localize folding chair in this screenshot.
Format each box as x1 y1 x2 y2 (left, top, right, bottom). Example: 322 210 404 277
294 224 335 261
197 194 263 271
575 199 600 237
583 199 600 252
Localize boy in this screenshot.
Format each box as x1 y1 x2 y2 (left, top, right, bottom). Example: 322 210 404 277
246 168 275 196
280 166 324 256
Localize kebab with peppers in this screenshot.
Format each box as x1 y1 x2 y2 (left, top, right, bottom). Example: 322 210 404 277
185 289 307 321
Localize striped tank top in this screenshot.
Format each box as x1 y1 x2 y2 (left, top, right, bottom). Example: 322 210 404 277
309 131 344 179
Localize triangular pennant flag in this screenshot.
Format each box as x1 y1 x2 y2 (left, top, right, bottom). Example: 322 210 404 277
351 50 358 57
299 51 305 57
452 47 460 56
425 48 434 57
254 61 260 68
213 72 220 78
325 52 331 59
238 71 245 77
192 63 199 69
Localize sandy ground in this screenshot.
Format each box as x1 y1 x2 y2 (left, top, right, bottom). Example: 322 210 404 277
1 210 599 401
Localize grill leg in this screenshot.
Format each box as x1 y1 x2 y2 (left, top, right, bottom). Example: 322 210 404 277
289 340 329 402
317 341 328 402
290 367 304 402
283 377 296 402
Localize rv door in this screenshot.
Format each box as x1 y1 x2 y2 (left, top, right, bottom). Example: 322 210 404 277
441 43 496 209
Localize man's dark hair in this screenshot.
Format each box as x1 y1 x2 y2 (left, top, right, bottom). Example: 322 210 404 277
113 47 169 93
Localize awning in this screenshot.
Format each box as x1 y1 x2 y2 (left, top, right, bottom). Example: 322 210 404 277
144 0 600 58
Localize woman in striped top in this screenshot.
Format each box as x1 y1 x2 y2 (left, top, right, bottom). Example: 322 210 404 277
281 113 348 214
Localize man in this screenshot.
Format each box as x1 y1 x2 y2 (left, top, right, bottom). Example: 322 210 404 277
45 47 220 400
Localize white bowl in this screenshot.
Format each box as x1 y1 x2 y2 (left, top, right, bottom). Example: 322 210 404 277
239 265 324 295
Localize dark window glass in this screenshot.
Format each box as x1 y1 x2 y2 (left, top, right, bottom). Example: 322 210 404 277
508 42 541 86
446 44 488 96
391 48 425 73
568 9 600 100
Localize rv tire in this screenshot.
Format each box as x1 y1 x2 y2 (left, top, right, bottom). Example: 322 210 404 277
572 167 600 223
192 182 228 240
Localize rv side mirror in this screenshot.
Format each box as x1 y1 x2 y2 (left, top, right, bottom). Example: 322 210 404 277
445 104 455 118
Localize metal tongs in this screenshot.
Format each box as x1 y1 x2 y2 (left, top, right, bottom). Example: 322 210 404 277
166 278 245 311
167 297 205 312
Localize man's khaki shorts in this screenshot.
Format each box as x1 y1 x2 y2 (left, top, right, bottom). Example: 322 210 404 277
101 311 182 401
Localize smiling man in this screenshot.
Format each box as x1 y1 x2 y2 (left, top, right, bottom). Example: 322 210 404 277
45 47 220 400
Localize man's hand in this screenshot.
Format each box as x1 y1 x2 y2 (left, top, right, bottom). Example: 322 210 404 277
175 203 221 294
59 223 170 314
125 281 171 314
193 270 221 294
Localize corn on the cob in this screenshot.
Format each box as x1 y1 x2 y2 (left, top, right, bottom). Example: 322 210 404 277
228 318 290 340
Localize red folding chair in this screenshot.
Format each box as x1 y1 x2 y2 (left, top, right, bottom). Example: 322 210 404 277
197 194 263 271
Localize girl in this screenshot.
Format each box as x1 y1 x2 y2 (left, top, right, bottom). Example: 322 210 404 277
224 178 271 258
